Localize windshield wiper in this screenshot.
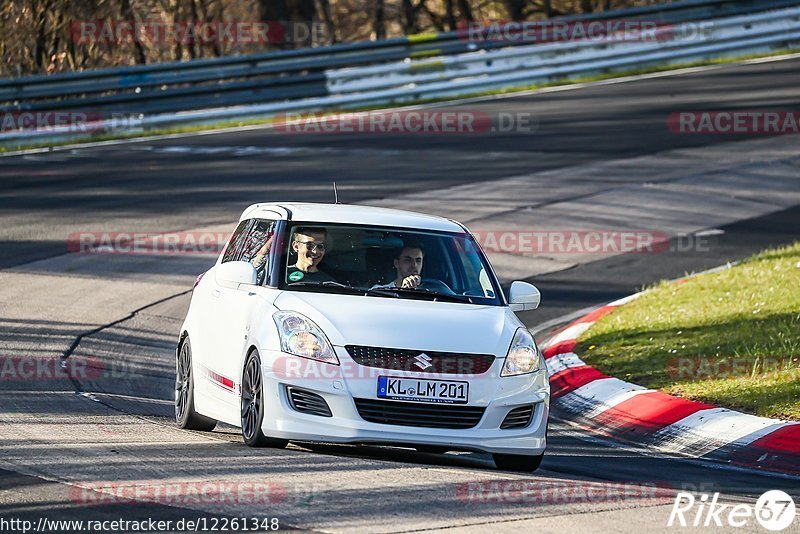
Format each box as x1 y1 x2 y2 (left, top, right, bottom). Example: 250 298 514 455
290 281 474 303
288 281 364 295
365 286 473 304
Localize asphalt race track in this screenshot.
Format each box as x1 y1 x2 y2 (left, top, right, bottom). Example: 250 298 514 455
1 56 799 532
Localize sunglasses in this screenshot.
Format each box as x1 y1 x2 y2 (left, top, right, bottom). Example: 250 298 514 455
295 240 327 252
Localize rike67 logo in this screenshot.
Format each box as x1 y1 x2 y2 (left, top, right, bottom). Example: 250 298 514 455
668 490 796 531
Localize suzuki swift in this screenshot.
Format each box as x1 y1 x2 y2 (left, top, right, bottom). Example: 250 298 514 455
176 202 549 471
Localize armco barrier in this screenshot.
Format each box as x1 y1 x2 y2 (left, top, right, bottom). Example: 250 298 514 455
1 0 791 99
325 8 800 94
1 0 799 147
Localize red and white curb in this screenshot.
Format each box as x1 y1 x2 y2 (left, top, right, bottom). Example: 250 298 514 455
539 295 800 476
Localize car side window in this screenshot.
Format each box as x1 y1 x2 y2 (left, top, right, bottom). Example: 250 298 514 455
221 219 278 284
454 235 495 298
221 220 253 264
240 220 277 285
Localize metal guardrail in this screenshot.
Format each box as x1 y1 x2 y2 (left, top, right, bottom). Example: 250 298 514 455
1 0 795 110
326 8 800 95
137 6 800 126
0 0 789 93
1 0 799 146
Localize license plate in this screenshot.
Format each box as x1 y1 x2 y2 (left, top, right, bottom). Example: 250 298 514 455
377 376 469 404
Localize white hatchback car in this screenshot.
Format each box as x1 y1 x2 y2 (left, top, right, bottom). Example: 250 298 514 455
176 202 549 471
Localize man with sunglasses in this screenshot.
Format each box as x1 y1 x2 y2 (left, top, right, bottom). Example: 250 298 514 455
287 227 337 284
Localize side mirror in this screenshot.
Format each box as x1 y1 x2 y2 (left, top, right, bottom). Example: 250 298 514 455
509 281 540 312
215 261 257 289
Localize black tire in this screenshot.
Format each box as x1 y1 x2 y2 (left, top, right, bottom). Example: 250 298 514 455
241 349 289 449
175 338 217 431
492 453 544 472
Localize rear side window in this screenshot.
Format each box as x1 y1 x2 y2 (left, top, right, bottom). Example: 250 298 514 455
222 219 277 284
221 220 251 263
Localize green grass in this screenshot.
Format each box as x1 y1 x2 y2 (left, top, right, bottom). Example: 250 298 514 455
576 242 800 420
2 47 798 154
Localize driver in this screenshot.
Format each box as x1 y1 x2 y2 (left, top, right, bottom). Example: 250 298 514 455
373 243 425 289
287 227 336 284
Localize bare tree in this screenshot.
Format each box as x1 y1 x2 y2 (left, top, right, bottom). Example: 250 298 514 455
289 0 317 48
456 0 473 23
372 0 386 39
120 0 147 63
196 0 223 57
0 0 662 77
317 0 338 43
504 0 526 21
401 0 418 34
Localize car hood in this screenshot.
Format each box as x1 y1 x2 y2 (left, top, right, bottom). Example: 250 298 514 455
273 291 523 356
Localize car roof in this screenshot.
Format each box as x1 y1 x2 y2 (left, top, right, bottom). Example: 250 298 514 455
240 202 464 233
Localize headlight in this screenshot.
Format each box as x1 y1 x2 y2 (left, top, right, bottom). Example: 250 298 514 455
272 311 339 365
501 328 541 376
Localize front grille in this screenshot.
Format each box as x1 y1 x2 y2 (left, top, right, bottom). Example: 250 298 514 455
354 398 485 429
500 405 534 429
287 387 332 417
346 345 495 374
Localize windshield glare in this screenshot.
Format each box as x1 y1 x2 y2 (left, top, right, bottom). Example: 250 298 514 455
278 223 502 306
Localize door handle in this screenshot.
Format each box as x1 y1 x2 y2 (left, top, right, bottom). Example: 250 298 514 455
211 289 221 298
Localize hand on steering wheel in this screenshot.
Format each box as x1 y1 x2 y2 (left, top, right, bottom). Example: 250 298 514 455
399 275 422 289
418 277 456 295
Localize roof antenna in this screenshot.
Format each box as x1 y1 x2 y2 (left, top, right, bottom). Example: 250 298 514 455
333 181 340 204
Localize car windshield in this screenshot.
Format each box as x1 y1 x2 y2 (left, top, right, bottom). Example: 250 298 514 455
278 223 503 306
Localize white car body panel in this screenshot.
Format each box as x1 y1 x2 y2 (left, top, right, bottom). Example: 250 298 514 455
179 203 549 456
242 203 462 232
272 291 523 353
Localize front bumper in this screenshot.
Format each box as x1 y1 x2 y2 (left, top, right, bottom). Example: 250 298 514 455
259 347 549 455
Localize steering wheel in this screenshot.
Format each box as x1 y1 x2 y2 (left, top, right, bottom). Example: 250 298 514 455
418 278 456 295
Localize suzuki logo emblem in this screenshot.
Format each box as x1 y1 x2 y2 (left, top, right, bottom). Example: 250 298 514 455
414 353 434 370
